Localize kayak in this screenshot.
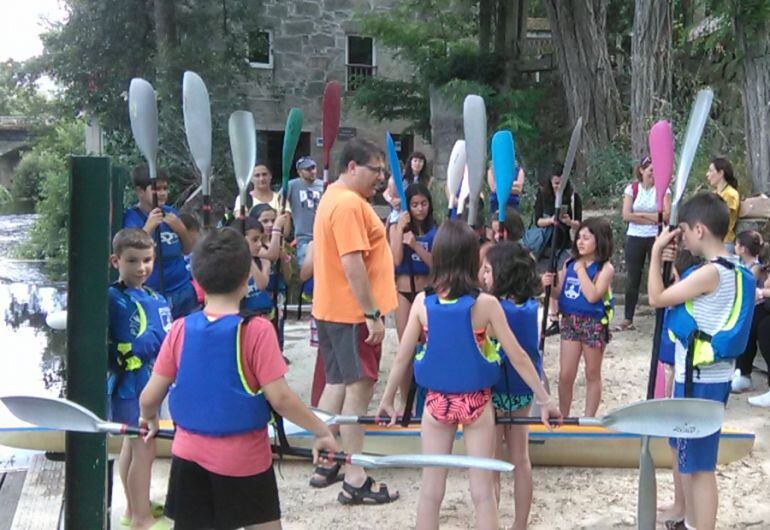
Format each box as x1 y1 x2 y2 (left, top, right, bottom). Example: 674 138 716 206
0 420 753 469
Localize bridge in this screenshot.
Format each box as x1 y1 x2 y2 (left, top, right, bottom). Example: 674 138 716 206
0 116 33 190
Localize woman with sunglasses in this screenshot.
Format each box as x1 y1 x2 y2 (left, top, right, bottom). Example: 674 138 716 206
615 155 671 332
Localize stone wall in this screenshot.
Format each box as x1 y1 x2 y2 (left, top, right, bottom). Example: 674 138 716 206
247 0 432 174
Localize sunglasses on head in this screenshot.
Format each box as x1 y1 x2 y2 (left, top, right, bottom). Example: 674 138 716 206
640 156 652 169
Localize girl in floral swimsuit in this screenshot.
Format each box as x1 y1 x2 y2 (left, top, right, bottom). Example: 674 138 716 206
376 220 561 530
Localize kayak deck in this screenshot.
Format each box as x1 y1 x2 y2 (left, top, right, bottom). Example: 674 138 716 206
0 422 753 469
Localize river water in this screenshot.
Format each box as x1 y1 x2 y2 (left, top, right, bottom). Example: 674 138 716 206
0 211 67 470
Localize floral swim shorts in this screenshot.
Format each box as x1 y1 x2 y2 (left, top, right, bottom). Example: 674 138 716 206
560 313 611 349
425 388 491 425
491 392 533 413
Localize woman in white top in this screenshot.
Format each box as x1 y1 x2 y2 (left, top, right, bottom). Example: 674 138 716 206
616 156 671 331
233 163 292 216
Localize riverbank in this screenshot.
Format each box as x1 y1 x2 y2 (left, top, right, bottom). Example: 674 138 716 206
106 307 770 529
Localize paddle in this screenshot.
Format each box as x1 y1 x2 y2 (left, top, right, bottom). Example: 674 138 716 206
228 110 257 221
322 81 341 188
456 166 470 215
128 77 164 292
314 398 724 438
0 395 513 472
463 95 487 227
281 107 303 213
446 140 466 218
538 117 583 358
491 130 516 240
637 89 714 530
649 120 674 231
386 132 408 211
182 71 213 229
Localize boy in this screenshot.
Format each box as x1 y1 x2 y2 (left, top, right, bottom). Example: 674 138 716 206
139 228 338 530
648 193 754 530
108 228 173 530
123 166 198 319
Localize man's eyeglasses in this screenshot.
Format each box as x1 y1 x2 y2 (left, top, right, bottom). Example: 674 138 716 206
363 164 385 174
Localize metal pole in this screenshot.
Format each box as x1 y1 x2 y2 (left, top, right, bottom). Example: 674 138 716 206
65 156 111 530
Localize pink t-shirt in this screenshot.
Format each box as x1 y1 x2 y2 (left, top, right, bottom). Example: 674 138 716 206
153 312 287 477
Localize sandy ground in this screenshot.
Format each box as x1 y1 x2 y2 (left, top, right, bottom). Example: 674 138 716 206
112 305 770 529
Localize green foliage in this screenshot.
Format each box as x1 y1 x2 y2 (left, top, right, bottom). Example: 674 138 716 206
18 118 85 273
583 143 634 207
0 59 52 117
0 184 11 206
347 78 431 139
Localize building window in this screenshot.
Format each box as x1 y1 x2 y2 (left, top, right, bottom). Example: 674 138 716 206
248 30 273 69
346 36 376 91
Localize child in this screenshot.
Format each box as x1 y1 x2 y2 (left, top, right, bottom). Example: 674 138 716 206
487 164 526 214
389 183 437 405
376 220 561 530
179 213 204 306
108 229 172 530
705 157 740 252
649 193 755 530
123 166 197 319
553 217 615 417
732 230 768 393
139 228 339 530
231 217 272 314
481 241 541 530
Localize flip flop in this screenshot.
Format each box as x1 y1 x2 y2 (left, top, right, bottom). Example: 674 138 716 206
119 502 165 526
613 320 635 332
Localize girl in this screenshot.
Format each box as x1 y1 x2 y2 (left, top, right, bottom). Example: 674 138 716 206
376 220 560 530
232 217 272 314
481 242 541 530
385 151 431 210
705 156 740 252
389 183 437 403
487 164 526 214
552 217 615 417
616 155 671 331
732 230 769 393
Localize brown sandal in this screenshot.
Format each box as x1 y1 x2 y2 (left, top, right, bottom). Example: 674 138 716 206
337 476 399 505
613 319 635 332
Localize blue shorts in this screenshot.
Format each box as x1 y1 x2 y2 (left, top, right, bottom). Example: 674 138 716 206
110 396 140 425
668 381 730 473
166 281 200 319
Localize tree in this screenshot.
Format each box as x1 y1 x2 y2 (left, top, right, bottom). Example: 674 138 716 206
630 1 672 159
543 0 623 158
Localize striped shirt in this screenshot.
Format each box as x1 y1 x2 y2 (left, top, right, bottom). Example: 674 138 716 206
674 257 738 384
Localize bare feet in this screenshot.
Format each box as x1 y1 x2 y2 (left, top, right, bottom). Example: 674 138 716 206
656 502 684 524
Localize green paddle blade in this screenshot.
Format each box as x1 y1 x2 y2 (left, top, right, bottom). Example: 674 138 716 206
228 111 257 210
182 71 212 195
282 107 304 196
128 78 159 180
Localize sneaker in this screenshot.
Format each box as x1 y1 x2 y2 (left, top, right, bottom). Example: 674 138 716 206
748 390 770 407
544 321 560 337
731 373 754 393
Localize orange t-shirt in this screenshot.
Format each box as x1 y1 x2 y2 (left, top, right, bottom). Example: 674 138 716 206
312 182 398 323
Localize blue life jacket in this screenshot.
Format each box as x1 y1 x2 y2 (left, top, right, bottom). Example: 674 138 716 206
660 308 676 366
242 276 274 313
169 311 272 435
122 205 191 294
667 258 755 394
493 298 541 396
558 260 615 324
414 293 501 393
395 225 437 277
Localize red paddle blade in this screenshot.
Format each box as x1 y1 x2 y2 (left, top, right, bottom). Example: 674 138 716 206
322 81 342 169
648 120 674 213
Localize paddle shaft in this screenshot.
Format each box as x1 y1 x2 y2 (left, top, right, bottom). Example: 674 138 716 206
202 194 211 229
334 415 586 427
539 213 562 353
151 179 165 293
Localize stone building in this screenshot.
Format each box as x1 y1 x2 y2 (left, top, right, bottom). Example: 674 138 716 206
245 0 427 180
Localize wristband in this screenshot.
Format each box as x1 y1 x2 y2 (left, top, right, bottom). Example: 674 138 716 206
535 396 552 407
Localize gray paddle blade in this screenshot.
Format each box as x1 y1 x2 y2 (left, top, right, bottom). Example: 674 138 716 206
556 116 583 208
183 71 212 195
228 111 257 201
637 436 657 530
670 88 714 225
351 453 513 472
463 95 487 226
1 395 102 433
604 398 723 438
128 78 159 179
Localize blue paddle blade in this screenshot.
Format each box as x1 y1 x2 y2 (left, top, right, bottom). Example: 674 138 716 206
386 132 408 212
491 130 515 222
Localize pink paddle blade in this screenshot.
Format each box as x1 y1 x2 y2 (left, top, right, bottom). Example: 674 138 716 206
648 120 674 213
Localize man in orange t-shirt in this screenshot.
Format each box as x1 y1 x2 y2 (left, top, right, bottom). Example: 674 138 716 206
311 138 399 504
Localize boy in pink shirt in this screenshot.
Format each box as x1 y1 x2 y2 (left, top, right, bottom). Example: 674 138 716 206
140 227 337 530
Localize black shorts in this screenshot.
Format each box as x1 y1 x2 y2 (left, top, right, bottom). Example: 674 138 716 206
165 456 281 530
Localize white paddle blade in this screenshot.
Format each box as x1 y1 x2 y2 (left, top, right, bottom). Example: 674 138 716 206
228 111 257 196
128 78 159 179
457 166 470 214
605 398 724 439
463 95 487 225
446 140 466 205
183 71 213 194
671 88 714 222
556 116 583 207
0 395 102 433
351 453 514 472
45 310 67 330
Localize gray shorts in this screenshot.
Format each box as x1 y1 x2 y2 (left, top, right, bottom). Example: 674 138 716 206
316 320 381 385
